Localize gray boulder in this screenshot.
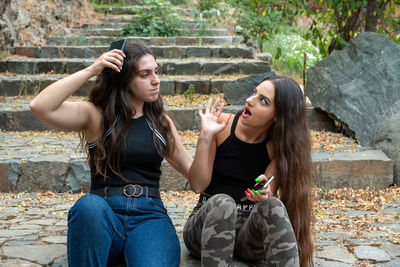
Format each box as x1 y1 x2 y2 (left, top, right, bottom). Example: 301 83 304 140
223 72 275 105
306 32 400 146
371 99 400 185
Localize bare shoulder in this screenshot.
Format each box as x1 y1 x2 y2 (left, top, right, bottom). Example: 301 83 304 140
78 101 102 142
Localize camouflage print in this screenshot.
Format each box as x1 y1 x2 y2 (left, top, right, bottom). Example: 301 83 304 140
183 194 237 267
235 197 299 267
183 195 299 267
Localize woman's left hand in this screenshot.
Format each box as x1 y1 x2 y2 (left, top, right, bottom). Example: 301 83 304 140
245 174 272 202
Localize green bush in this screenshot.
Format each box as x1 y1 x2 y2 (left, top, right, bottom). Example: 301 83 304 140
121 0 182 37
227 0 295 51
197 0 222 11
264 27 322 78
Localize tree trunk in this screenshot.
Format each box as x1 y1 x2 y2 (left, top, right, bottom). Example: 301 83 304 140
365 0 378 32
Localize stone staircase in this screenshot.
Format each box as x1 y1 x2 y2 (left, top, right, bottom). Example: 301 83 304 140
0 2 394 194
0 2 397 267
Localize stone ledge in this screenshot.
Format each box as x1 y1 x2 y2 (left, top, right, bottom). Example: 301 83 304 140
0 104 333 132
0 75 238 97
0 58 269 75
46 36 242 46
13 45 255 59
0 148 393 192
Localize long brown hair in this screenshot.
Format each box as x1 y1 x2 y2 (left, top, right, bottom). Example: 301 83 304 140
265 76 314 266
83 43 175 178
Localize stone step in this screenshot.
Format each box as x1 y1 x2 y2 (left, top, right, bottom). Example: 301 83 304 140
0 58 269 76
13 45 255 59
0 131 393 192
98 16 207 26
94 6 197 17
80 19 207 30
70 28 230 37
0 97 343 132
46 36 242 46
0 74 243 96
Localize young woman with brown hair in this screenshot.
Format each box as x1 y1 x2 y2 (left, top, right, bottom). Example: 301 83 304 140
184 76 314 266
30 43 192 267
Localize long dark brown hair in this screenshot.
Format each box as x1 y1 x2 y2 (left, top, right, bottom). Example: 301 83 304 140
265 76 314 266
82 43 175 178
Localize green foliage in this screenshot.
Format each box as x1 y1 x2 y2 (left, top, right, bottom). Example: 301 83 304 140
184 84 196 101
197 0 222 11
121 0 182 37
264 26 322 78
227 0 301 51
299 0 400 55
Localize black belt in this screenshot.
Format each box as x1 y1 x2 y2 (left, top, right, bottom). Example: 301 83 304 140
91 184 160 199
199 194 255 212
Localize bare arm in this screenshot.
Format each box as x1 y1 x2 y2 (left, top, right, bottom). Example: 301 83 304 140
29 50 125 133
165 115 193 179
188 97 230 193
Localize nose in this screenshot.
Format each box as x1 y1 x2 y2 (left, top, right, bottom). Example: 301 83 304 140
152 73 160 85
246 95 255 106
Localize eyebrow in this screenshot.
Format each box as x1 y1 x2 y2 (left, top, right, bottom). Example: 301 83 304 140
137 66 158 72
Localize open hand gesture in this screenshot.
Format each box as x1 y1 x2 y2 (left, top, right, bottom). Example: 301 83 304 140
198 97 230 137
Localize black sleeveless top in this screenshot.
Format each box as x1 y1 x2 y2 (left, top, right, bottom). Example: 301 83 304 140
89 115 166 191
204 113 272 203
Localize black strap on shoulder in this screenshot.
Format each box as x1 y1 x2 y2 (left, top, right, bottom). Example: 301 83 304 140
230 113 240 136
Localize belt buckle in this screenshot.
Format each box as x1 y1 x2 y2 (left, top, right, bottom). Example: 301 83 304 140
123 184 143 197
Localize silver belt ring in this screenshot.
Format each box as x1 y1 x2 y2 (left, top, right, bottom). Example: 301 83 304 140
123 184 136 197
133 184 143 197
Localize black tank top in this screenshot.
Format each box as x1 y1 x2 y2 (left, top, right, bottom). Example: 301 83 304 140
89 115 165 191
204 113 271 203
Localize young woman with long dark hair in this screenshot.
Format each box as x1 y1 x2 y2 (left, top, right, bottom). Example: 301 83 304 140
184 76 314 266
30 43 192 267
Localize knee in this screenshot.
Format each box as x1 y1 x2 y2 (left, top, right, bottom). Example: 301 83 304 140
69 194 109 222
209 194 236 211
258 197 288 217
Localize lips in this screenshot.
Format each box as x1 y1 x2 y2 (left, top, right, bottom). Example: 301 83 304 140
242 106 252 118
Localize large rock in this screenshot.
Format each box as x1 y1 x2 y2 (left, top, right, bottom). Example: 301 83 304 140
306 32 400 146
223 72 275 105
371 99 400 185
0 0 92 48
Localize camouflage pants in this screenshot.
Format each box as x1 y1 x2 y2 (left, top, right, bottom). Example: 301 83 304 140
183 194 299 267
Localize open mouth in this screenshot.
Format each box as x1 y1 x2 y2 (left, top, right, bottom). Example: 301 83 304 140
242 106 252 117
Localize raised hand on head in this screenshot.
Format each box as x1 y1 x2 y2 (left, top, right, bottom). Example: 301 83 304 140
87 49 126 76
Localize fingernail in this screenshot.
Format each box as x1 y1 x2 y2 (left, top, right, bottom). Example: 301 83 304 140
247 188 252 194
245 192 250 197
251 189 258 195
259 190 265 194
255 177 261 182
123 53 126 57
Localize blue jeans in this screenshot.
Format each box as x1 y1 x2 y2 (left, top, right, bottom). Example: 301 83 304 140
67 194 180 267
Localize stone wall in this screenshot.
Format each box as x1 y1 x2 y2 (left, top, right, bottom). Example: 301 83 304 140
0 0 94 50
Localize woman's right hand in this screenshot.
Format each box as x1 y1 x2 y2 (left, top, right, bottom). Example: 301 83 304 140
87 49 126 76
198 96 230 137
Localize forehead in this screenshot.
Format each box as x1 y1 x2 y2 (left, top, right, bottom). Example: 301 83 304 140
137 54 157 71
256 80 275 98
